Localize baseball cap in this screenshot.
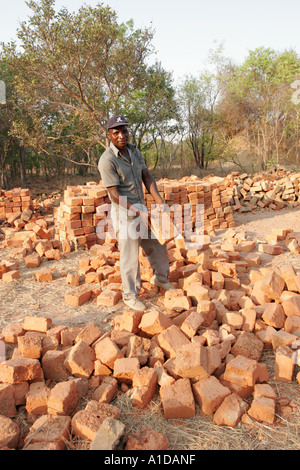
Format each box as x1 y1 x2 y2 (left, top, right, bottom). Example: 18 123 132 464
107 115 129 131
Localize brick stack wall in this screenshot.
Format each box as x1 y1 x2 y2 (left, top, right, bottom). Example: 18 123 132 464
53 176 236 249
0 188 33 222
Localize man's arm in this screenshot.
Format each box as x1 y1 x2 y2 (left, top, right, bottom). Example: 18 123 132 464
142 168 164 205
107 185 151 229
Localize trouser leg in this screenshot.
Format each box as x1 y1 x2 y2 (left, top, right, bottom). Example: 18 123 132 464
111 207 141 301
141 236 170 283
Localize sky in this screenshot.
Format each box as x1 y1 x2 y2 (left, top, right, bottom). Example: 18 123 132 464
1 0 300 83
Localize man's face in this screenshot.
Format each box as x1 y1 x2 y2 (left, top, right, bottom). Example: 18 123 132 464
108 125 129 150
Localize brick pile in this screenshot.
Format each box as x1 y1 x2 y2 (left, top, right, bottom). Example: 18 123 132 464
0 188 33 222
53 182 110 250
53 175 235 250
226 170 300 213
0 225 300 450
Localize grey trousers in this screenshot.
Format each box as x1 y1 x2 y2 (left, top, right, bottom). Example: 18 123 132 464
111 205 170 300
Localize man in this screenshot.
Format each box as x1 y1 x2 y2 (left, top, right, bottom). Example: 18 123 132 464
98 115 174 311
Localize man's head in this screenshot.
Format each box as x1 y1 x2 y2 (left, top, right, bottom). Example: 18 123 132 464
106 115 130 150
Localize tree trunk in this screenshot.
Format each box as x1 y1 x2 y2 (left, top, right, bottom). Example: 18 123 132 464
19 147 27 188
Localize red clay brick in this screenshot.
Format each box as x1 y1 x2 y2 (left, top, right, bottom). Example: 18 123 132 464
47 380 78 416
192 375 231 415
160 378 195 419
213 393 249 426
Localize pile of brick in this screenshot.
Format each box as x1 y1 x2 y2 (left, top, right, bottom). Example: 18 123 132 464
1 225 300 450
0 188 33 222
0 199 75 283
226 170 300 212
53 183 110 250
53 175 235 250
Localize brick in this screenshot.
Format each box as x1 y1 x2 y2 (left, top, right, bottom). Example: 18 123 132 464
47 380 78 416
1 323 25 344
223 355 260 387
64 340 96 379
248 396 276 424
17 333 43 359
35 241 53 257
0 384 17 417
285 315 300 335
113 310 143 334
25 253 41 268
180 311 205 338
25 382 50 415
94 360 112 377
281 295 300 317
157 325 190 359
213 393 249 426
258 244 283 255
196 300 216 326
126 335 151 366
253 383 276 400
164 288 192 312
90 417 125 451
273 346 295 382
23 316 52 333
130 367 157 408
160 378 195 419
65 287 92 306
71 400 120 441
94 337 123 369
24 415 71 449
125 426 168 451
75 322 102 346
113 357 140 382
280 264 300 292
259 270 285 302
222 311 244 329
12 382 29 406
2 270 20 282
60 326 82 346
138 310 172 336
0 415 20 449
66 272 80 287
231 331 264 361
35 269 53 282
42 350 71 381
93 377 118 403
271 329 298 350
192 375 231 415
0 357 42 384
186 282 210 304
240 308 256 332
262 303 286 328
96 289 122 307
174 342 209 379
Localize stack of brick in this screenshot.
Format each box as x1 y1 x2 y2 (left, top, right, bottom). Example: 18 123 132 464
53 182 110 249
226 170 300 212
147 175 235 236
0 188 33 222
53 175 235 250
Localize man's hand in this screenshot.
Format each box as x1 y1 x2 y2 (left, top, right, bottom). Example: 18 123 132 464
138 209 151 230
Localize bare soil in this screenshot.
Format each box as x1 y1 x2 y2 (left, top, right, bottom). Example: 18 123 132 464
0 204 300 450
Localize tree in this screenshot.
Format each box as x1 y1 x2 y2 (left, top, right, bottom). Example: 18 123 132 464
2 0 155 171
221 47 300 169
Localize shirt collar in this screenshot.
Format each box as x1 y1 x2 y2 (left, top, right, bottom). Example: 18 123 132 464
110 142 134 161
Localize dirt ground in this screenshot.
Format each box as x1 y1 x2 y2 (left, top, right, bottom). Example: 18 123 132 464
0 204 300 450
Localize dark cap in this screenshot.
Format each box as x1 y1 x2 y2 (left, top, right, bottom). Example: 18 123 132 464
106 115 129 131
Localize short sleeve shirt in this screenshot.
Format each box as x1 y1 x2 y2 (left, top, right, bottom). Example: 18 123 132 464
98 142 147 207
